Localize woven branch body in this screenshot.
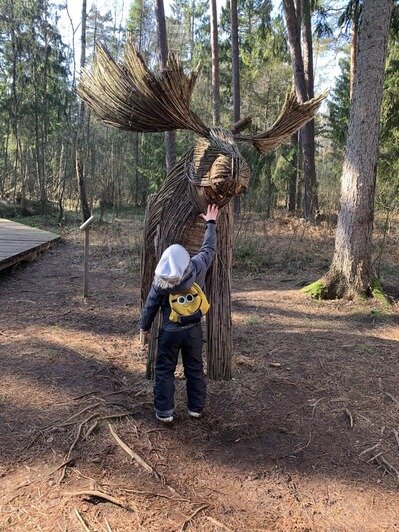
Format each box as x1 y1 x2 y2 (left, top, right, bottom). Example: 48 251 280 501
142 134 250 380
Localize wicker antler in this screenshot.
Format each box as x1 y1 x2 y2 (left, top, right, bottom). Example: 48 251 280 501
236 90 327 153
77 40 209 137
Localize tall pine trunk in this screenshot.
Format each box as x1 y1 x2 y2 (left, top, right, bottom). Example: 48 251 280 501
283 0 317 219
231 0 241 216
76 0 91 221
210 0 220 126
155 0 176 174
313 0 393 299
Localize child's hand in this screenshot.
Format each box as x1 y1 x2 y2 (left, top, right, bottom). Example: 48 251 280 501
200 204 219 222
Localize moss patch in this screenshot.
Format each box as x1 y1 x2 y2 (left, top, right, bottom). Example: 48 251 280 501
301 279 327 300
371 278 391 309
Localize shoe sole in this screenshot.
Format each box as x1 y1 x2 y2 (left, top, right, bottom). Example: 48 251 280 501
156 415 174 423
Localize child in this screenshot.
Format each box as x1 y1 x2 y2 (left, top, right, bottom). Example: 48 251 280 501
140 204 219 422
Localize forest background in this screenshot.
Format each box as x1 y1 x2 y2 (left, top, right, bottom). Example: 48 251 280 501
0 0 398 282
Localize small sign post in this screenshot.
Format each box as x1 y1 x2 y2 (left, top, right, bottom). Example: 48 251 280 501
79 215 95 299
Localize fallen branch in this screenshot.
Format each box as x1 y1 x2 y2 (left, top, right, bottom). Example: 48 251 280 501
180 504 210 531
383 392 399 407
63 490 134 512
344 408 354 428
292 431 312 455
376 455 399 481
358 442 380 457
121 488 189 502
84 420 99 440
108 423 158 479
49 458 75 476
74 508 90 532
59 421 85 483
367 451 383 463
104 517 113 532
73 391 99 401
393 429 399 451
55 403 103 428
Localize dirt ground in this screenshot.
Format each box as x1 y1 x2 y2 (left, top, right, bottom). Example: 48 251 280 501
1 216 399 531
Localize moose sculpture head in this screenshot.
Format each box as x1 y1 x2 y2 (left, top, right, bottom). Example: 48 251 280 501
78 42 325 380
78 42 324 207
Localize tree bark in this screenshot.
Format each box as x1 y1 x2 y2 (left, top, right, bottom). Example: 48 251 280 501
287 133 298 212
210 0 221 126
231 0 241 215
76 0 91 222
283 0 318 219
155 0 176 174
349 16 358 102
322 0 393 299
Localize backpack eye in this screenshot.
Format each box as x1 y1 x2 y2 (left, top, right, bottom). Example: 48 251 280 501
186 294 194 303
177 296 186 305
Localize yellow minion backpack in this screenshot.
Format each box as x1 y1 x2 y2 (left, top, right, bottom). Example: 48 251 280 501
169 283 210 325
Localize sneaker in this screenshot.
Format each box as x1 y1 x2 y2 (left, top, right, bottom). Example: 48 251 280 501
188 410 203 419
156 412 174 423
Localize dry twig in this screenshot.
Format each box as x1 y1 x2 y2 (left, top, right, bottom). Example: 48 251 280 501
367 451 384 463
59 421 85 483
74 508 90 532
392 429 399 451
180 504 210 531
293 431 312 455
344 408 354 428
383 391 399 407
63 490 134 512
358 442 380 457
376 455 399 481
121 488 189 502
104 517 113 532
108 423 158 479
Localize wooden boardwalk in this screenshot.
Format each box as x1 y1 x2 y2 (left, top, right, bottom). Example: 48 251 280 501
0 218 60 271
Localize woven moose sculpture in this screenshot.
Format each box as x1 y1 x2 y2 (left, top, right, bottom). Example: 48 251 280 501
78 42 324 380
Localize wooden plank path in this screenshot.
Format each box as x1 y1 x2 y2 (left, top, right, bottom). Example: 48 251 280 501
0 218 61 271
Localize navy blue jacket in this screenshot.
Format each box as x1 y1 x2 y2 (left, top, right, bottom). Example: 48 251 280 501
140 221 217 332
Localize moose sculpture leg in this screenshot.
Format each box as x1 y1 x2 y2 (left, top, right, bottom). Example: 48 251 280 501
77 42 325 381
206 204 233 379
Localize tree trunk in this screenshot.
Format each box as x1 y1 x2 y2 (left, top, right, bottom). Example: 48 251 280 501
287 133 298 212
301 0 318 217
320 0 393 299
349 16 358 102
76 0 91 222
283 0 318 219
231 0 241 216
155 0 176 174
210 0 221 126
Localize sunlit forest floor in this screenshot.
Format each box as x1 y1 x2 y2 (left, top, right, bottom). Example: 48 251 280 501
1 212 399 531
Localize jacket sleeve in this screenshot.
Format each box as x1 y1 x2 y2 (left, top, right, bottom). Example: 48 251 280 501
191 221 217 281
140 284 165 331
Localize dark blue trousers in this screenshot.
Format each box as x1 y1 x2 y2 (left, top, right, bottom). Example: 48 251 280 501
154 323 206 416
